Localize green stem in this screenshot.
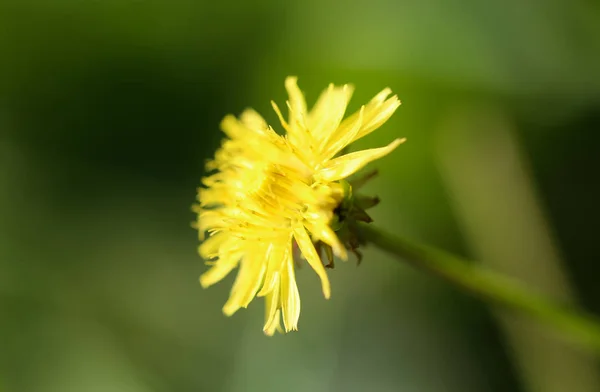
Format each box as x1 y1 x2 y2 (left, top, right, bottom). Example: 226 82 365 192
358 223 600 353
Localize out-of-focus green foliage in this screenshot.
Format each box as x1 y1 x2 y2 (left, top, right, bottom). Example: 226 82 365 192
1 1 599 391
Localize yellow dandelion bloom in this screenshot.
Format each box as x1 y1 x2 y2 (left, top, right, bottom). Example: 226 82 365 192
195 77 403 335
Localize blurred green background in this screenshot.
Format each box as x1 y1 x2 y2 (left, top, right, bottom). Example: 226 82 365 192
1 1 600 391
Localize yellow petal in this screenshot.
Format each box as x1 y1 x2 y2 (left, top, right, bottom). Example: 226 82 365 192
284 100 312 154
240 109 268 131
319 106 364 163
238 260 268 308
198 232 227 259
199 250 242 288
220 114 247 139
220 260 250 314
333 89 401 145
315 138 405 182
280 260 300 332
198 210 229 232
293 224 331 299
257 241 288 297
308 83 354 145
305 221 347 260
264 310 282 336
263 280 282 335
285 76 307 127
271 100 290 132
222 249 267 315
354 94 401 142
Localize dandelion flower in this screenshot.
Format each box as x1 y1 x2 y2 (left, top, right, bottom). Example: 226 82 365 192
195 77 403 335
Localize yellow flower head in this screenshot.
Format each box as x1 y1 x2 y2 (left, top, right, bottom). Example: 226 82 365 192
195 77 403 335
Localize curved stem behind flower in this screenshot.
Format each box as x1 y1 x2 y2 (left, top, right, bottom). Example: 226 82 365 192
357 223 600 354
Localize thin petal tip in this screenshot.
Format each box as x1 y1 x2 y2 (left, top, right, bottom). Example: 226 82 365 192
199 275 211 289
333 244 348 261
387 138 407 151
285 76 299 87
222 302 239 317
